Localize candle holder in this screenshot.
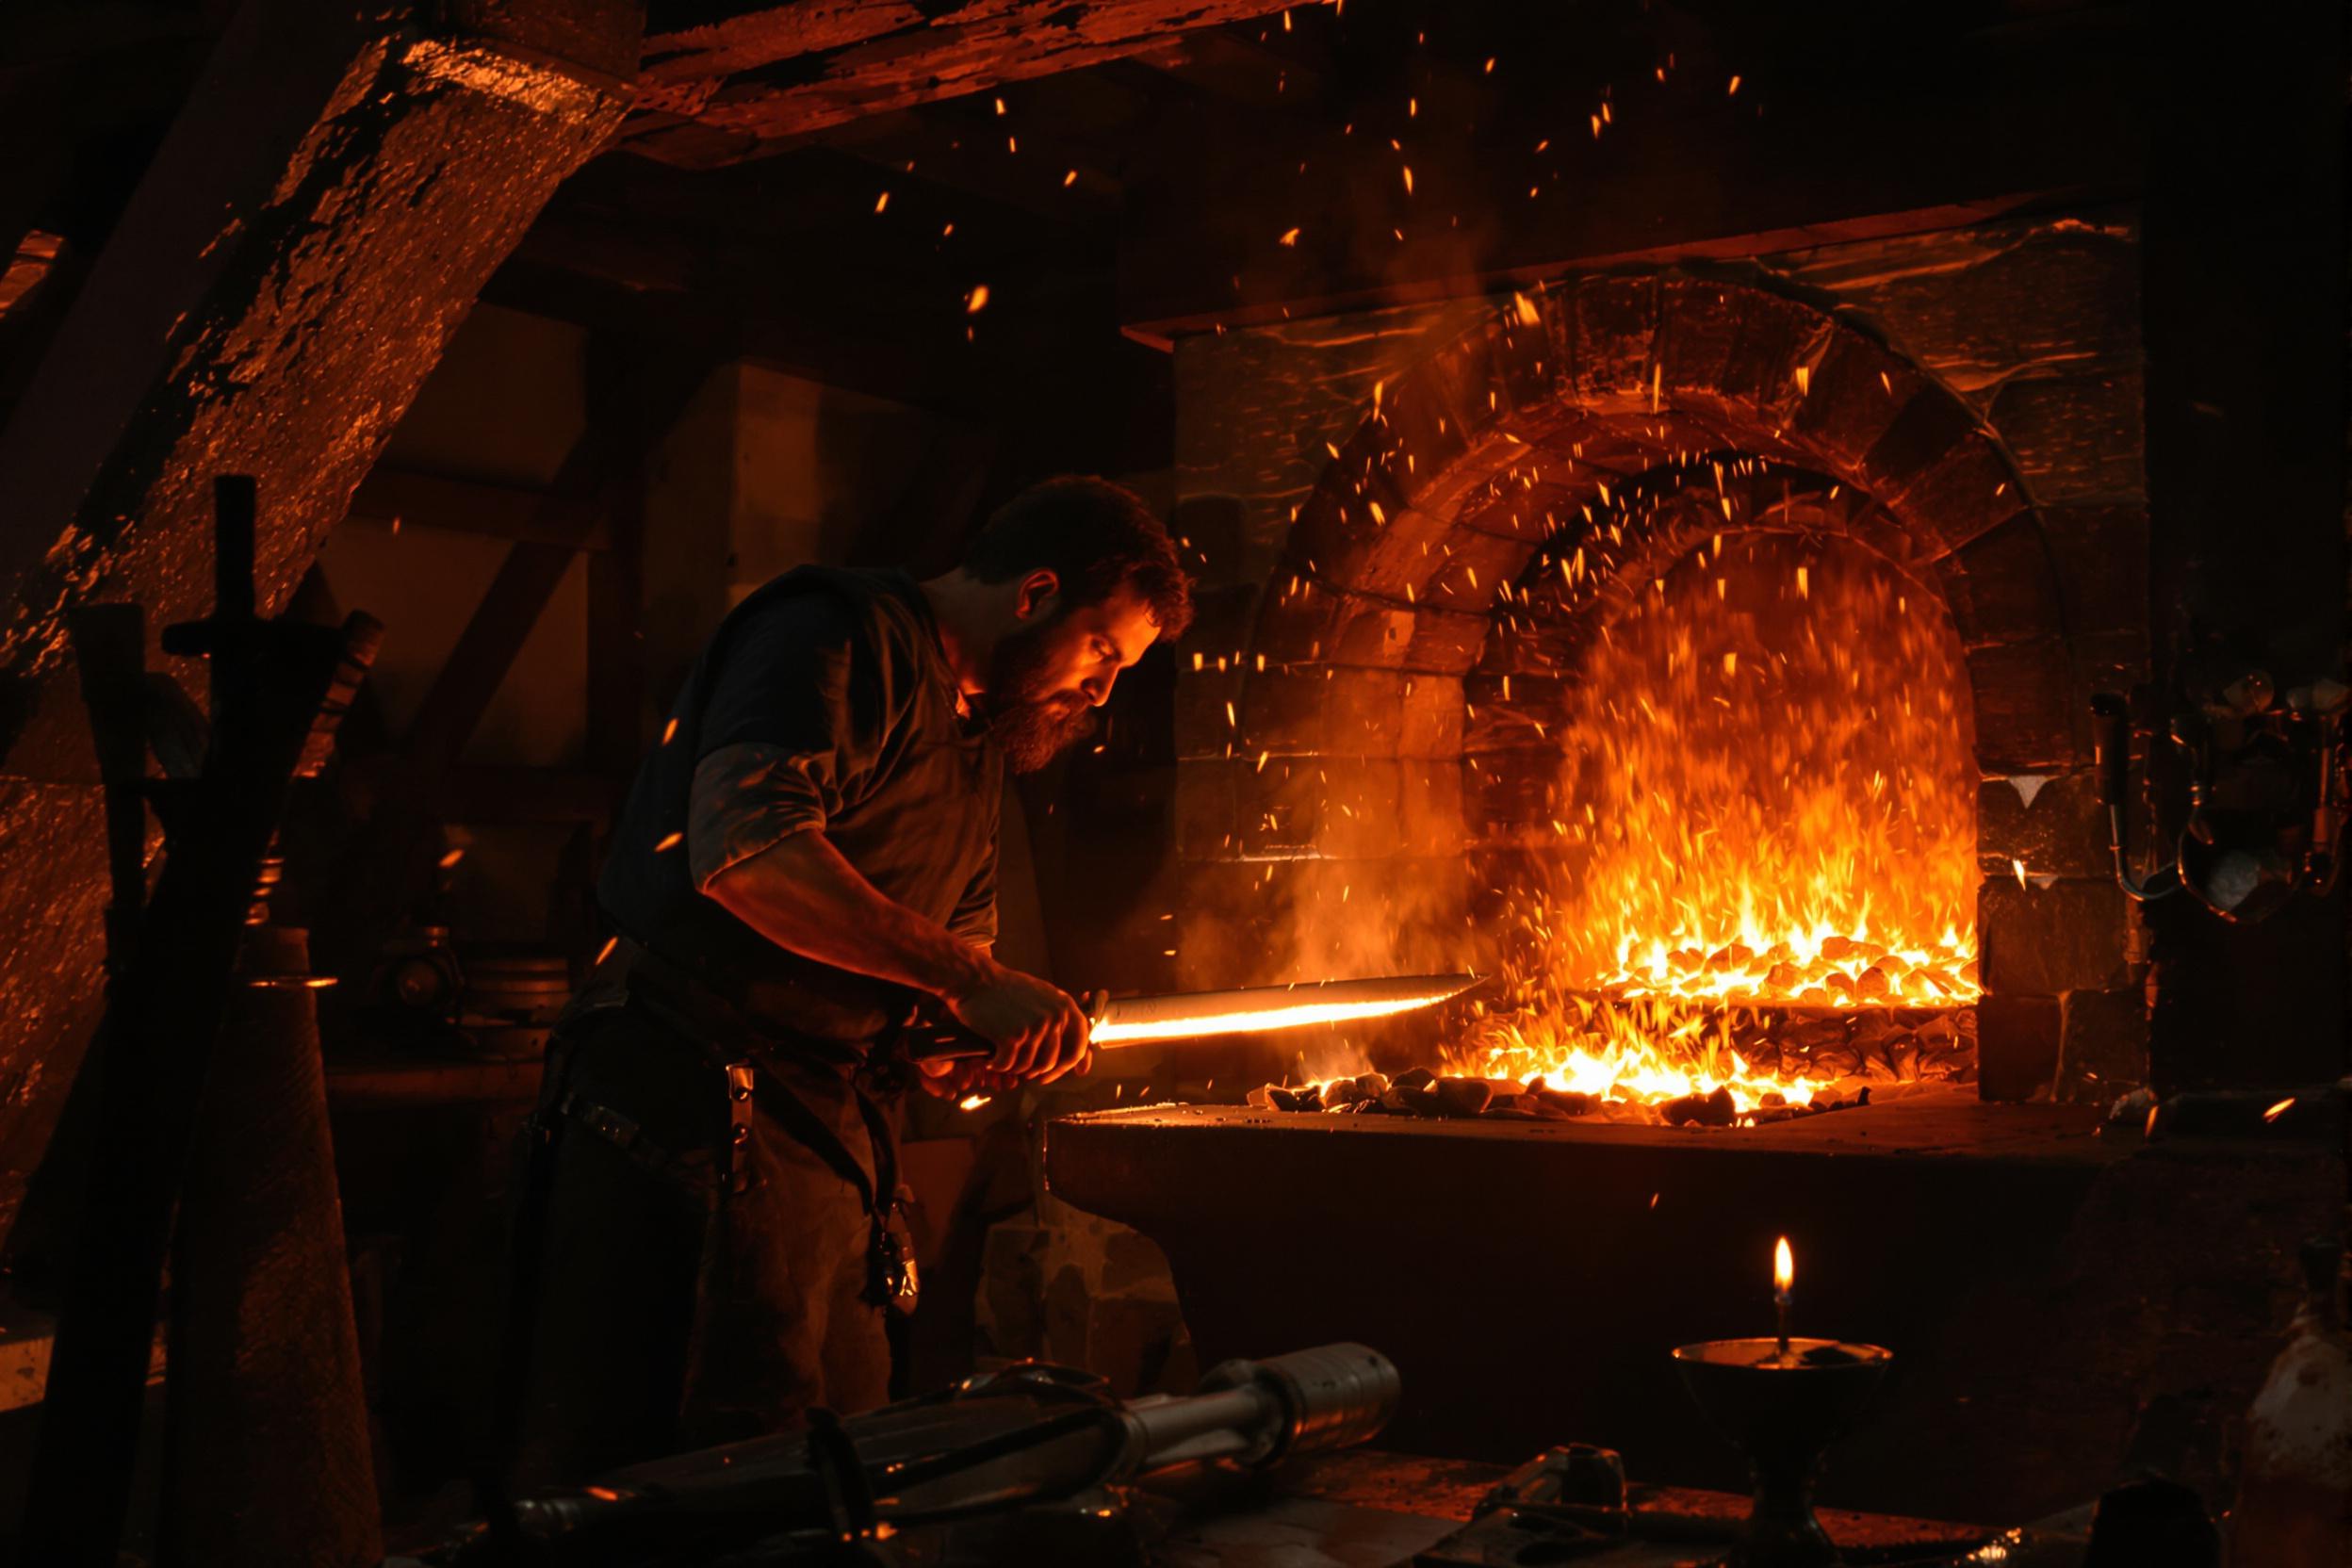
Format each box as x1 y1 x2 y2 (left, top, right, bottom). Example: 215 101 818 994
1671 1337 1892 1568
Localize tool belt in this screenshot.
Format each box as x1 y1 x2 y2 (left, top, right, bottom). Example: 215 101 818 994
530 942 921 1318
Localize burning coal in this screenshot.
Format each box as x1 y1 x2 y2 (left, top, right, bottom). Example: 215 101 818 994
1449 525 1979 1109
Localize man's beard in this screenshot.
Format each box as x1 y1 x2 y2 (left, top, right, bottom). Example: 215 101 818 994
987 621 1096 773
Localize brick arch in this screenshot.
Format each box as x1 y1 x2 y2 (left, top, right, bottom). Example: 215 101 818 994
1240 268 2074 782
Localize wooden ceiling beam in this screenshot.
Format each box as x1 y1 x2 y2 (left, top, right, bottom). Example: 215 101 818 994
619 0 1301 164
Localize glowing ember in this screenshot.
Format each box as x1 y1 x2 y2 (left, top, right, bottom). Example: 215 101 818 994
1448 523 1979 1109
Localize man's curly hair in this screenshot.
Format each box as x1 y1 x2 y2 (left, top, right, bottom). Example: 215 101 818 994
961 476 1195 638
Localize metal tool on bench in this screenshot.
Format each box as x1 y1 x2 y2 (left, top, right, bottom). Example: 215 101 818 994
904 972 1484 1060
432 1343 1399 1566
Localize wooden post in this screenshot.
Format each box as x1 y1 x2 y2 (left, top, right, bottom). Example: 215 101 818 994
0 0 638 1241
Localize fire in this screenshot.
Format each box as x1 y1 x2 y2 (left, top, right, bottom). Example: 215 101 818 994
1448 524 1979 1109
1774 1235 1794 1295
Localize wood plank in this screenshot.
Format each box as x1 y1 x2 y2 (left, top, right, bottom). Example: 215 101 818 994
400 338 720 773
1111 2 2148 337
437 765 628 824
620 0 1298 156
346 466 611 550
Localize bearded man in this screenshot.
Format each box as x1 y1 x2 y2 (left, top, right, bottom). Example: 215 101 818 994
507 476 1192 1480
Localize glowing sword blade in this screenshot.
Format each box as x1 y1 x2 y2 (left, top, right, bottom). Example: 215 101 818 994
1086 972 1481 1048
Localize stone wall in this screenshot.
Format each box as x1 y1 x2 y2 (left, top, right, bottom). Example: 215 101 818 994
1161 210 2151 1102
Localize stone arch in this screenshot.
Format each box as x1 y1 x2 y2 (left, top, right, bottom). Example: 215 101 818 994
1237 267 2075 795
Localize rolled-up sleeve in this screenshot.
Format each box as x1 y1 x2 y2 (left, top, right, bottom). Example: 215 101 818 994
690 743 829 890
685 595 883 891
946 840 998 947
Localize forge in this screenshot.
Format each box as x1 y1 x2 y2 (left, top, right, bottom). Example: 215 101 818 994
2 2 2345 1562
1037 188 2347 1549
1433 509 1984 1116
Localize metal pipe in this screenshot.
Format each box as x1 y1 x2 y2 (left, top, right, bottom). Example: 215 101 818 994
2091 694 2180 903
1118 1343 1400 1478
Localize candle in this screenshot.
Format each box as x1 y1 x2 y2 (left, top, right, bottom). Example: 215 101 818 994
1773 1235 1794 1359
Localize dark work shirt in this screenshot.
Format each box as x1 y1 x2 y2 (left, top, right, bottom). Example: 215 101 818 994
599 566 1001 1044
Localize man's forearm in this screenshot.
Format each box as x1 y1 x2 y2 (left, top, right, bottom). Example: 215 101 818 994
703 829 991 1002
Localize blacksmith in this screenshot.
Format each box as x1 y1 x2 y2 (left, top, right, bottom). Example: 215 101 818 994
507 476 1193 1480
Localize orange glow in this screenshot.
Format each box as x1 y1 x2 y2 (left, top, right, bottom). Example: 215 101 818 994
1446 529 1978 1109
1091 983 1465 1046
1774 1235 1794 1295
957 1094 991 1112
654 831 683 853
2263 1097 2295 1123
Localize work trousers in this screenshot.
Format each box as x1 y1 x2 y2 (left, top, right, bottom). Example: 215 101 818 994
510 1003 892 1486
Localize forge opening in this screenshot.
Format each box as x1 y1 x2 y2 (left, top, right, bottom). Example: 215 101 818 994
1451 512 1982 1113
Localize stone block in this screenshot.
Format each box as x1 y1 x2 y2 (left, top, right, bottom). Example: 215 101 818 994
1399 762 1469 857
1236 665 1379 752
1717 288 1837 427
1169 494 1253 592
1397 675 1467 758
1458 479 1577 542
1789 328 1925 471
1401 605 1493 674
2069 628 2151 711
1282 471 1438 602
1239 757 1402 860
1485 307 1560 415
1324 596 1420 668
1284 857 1474 972
1654 277 1746 406
1410 430 1535 519
1985 370 2145 505
1236 668 1462 759
1568 272 1659 407
1976 992 2061 1102
1843 503 1938 570
1377 374 1473 497
1179 581 1263 660
1980 876 2129 995
1421 527 1539 612
1252 572 1348 666
1462 671 1576 753
1977 770 2113 881
1966 637 2078 770
1936 512 2064 649
2059 986 2147 1104
1466 749 1563 837
1172 758 1239 860
2039 504 2148 637
1172 665 1246 759
1421 331 1505 439
1839 224 2140 393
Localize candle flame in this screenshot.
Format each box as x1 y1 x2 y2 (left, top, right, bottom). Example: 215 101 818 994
1774 1235 1794 1295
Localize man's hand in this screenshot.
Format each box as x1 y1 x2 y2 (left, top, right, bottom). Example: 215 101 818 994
913 1056 1023 1102
942 961 1092 1084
